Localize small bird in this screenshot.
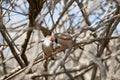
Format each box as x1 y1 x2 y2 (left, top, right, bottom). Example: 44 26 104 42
49 33 73 52
42 36 55 60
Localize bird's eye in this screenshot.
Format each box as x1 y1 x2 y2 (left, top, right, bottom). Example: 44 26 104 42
55 38 58 43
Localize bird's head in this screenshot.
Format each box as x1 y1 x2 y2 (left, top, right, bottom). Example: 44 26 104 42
47 35 55 42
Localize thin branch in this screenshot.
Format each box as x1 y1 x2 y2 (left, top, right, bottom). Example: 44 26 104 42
0 14 25 68
75 0 91 26
51 0 75 32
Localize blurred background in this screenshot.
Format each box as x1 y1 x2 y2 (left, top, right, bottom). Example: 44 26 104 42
0 0 120 80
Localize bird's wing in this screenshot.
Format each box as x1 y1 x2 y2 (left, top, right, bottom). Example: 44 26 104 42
57 33 72 40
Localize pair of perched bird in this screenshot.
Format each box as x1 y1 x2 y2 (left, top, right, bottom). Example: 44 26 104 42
42 33 73 60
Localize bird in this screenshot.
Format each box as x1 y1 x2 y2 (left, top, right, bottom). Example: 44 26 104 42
42 36 55 60
49 33 74 52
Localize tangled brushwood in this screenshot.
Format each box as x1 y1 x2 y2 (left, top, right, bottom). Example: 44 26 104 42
0 0 120 80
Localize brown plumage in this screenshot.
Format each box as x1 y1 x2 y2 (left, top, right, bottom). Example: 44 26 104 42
50 33 73 51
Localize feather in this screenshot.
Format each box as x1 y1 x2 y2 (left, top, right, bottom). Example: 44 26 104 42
42 36 55 60
53 33 73 48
